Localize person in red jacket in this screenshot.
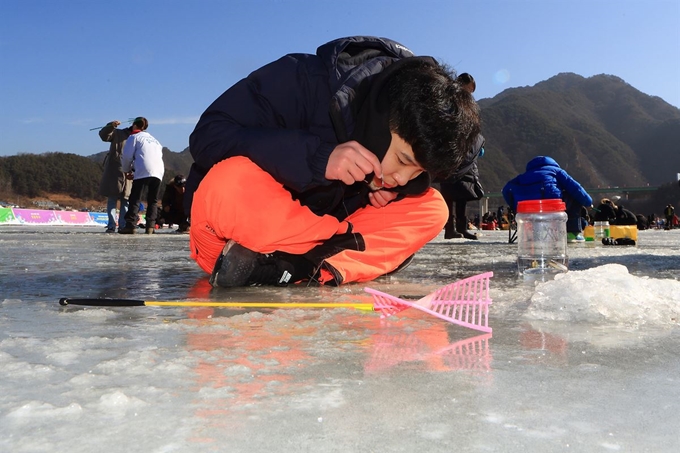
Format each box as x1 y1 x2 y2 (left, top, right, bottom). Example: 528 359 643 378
187 36 481 287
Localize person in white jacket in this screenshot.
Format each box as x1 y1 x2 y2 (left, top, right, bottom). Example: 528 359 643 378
119 117 165 234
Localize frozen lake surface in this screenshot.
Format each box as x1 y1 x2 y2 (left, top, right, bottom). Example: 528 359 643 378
1 226 679 452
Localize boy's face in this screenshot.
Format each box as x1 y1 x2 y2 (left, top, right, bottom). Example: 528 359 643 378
368 132 424 190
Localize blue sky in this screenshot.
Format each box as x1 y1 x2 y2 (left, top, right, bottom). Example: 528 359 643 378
0 0 678 157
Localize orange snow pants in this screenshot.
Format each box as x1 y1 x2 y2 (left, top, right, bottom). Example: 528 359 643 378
190 157 448 284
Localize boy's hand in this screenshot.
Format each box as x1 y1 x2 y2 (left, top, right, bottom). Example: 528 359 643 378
326 141 382 185
368 188 398 208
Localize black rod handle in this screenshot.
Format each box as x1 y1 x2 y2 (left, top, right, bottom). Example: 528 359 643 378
59 298 146 307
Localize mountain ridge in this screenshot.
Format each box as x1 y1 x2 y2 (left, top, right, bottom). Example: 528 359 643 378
477 72 680 193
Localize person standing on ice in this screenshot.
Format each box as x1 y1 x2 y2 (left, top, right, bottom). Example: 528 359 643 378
119 117 165 235
439 133 485 240
98 120 133 233
185 36 481 287
664 204 675 230
502 156 592 242
439 73 485 240
156 174 190 233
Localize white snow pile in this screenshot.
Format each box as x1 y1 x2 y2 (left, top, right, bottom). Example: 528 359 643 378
526 264 680 326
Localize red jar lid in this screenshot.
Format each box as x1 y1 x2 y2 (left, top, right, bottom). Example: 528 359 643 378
517 199 566 213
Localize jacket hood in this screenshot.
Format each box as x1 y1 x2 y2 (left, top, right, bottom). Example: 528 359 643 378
316 36 416 143
317 36 415 94
526 156 560 172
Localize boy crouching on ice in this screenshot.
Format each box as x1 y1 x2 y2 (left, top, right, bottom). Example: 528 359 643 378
185 36 481 287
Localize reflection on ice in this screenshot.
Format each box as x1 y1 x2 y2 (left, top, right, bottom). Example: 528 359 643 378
365 329 492 376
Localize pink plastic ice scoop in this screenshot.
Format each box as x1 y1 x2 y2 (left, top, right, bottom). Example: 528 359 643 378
365 272 493 333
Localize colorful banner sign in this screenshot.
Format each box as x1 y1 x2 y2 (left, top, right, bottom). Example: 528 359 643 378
0 207 16 224
55 210 94 225
13 209 59 224
0 209 141 227
89 212 109 225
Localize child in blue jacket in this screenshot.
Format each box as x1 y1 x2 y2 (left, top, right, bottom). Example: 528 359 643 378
502 156 592 241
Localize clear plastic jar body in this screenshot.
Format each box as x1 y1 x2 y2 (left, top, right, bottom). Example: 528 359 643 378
594 221 610 241
516 200 568 275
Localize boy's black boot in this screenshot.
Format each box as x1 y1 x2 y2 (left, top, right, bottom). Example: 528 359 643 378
210 240 295 288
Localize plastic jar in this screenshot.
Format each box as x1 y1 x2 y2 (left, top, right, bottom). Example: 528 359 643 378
516 199 568 275
593 221 610 241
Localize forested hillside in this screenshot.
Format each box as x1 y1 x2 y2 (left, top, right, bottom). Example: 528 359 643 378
0 152 102 199
0 148 193 207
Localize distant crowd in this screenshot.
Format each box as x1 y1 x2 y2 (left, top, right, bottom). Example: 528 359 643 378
462 201 678 233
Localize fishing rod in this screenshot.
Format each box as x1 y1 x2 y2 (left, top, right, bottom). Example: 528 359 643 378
58 297 375 311
89 118 135 131
59 272 495 333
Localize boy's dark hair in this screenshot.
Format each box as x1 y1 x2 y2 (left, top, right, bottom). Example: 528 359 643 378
387 60 480 178
133 117 149 131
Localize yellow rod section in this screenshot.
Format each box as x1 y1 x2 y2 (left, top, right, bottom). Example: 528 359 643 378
145 301 375 311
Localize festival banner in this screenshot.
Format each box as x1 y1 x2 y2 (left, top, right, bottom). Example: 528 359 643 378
55 211 93 225
5 209 128 226
13 209 59 224
0 207 16 224
89 212 109 225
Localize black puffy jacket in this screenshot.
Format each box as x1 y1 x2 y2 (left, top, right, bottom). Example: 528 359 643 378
186 36 434 219
437 134 485 202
